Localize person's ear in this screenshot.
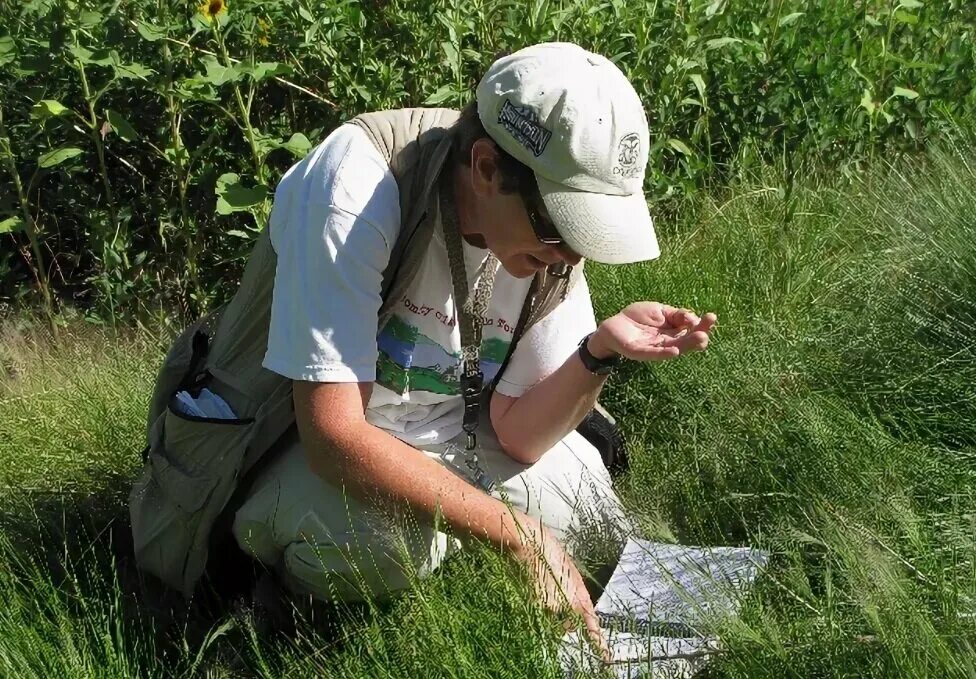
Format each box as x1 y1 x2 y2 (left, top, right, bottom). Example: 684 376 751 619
469 138 500 198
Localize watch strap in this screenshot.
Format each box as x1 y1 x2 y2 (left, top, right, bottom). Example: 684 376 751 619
578 332 620 375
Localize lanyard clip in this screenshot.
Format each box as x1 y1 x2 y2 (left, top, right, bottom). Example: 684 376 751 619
460 366 483 451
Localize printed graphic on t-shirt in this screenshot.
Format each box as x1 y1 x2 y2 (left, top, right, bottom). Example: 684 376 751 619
375 314 510 397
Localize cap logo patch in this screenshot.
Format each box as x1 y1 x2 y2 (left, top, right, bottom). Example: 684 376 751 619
613 133 642 177
498 99 552 157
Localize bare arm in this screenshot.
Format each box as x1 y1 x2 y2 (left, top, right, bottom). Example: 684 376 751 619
294 379 607 650
295 380 542 551
490 332 612 465
491 305 717 465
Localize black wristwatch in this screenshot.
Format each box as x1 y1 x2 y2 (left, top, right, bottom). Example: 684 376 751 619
577 332 621 375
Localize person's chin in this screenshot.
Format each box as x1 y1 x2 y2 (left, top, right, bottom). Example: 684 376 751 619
500 254 543 279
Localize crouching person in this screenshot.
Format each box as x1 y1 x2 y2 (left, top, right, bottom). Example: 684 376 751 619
130 43 715 653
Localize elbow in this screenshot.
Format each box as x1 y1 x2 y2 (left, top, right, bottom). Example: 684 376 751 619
300 420 367 486
495 429 544 465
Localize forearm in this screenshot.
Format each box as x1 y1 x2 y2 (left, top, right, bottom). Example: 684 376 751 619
492 331 615 464
299 413 540 553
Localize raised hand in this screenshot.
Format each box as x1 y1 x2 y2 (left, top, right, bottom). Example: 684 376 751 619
588 302 717 362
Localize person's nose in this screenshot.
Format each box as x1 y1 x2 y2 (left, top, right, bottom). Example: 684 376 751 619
557 246 582 266
538 245 581 267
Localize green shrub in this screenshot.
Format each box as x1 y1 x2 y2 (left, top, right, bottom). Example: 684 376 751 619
0 0 973 322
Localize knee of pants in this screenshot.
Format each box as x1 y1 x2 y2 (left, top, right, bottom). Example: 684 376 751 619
281 535 411 603
281 526 454 603
487 429 632 553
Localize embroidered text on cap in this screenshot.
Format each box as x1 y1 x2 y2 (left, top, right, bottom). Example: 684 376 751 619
498 99 552 157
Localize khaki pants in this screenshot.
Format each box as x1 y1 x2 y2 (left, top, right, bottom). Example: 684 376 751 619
232 422 631 602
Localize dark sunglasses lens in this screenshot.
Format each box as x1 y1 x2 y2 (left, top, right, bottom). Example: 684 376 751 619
530 209 563 245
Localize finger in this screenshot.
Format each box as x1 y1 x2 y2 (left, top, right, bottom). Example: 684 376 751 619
669 307 701 329
664 330 711 353
627 330 709 358
695 312 718 333
581 608 610 663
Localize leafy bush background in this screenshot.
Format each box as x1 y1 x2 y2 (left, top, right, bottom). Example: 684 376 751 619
1 0 973 323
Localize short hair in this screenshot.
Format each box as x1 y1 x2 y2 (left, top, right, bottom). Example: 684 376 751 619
452 100 539 202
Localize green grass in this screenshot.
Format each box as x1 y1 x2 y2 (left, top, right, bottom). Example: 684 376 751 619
2 140 976 677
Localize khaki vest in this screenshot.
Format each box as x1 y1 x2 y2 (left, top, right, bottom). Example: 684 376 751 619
128 108 579 596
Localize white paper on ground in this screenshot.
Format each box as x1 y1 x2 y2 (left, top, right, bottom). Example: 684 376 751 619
561 538 768 678
172 388 237 419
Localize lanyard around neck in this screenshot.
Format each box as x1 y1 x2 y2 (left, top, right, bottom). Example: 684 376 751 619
439 180 499 451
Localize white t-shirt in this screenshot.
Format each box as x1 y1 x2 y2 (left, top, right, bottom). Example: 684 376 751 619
263 124 597 446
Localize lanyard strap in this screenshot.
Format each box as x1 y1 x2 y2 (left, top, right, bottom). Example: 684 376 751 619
439 180 499 451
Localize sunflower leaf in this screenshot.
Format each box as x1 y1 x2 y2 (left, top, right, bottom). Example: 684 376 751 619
115 61 154 80
38 146 83 168
239 61 291 82
105 109 138 141
199 56 243 86
0 216 26 234
31 100 70 121
0 35 15 67
215 173 269 215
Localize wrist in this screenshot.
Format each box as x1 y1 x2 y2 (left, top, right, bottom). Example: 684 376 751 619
507 513 549 558
586 327 618 360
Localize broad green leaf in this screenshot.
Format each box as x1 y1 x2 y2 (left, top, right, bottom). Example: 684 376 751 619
199 56 242 86
91 48 117 66
252 131 282 160
893 86 919 100
0 35 15 67
667 139 693 155
705 37 741 50
215 173 269 214
860 89 876 115
440 40 459 66
69 44 92 62
240 61 291 82
163 145 189 166
135 21 168 42
778 12 804 27
70 45 116 66
116 61 153 80
899 0 923 8
281 132 312 158
105 109 138 141
424 84 456 105
31 99 70 120
690 74 706 99
79 10 102 26
905 118 919 139
0 216 26 234
14 55 50 76
298 6 314 22
704 0 725 18
226 229 252 239
865 14 882 27
893 10 918 24
38 146 83 168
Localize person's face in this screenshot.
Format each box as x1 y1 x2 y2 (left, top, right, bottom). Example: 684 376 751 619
465 139 582 278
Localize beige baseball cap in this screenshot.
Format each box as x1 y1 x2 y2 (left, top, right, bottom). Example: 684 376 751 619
477 42 660 265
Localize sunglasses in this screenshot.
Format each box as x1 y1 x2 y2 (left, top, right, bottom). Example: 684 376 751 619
525 200 574 279
526 203 564 245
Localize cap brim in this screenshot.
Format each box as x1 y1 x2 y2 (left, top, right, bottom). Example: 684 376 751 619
537 175 660 265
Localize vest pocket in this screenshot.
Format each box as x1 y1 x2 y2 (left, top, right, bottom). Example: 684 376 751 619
129 396 257 595
151 404 254 507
